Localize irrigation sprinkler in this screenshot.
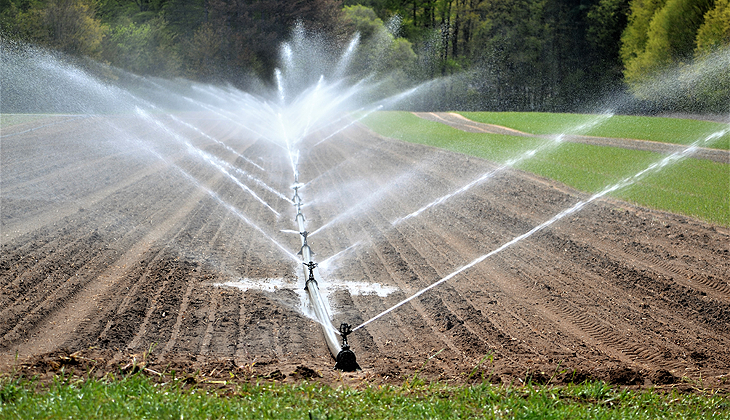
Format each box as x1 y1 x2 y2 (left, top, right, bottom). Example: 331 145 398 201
294 190 360 371
334 323 361 372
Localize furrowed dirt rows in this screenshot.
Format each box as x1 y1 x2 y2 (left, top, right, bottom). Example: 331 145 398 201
1 113 728 389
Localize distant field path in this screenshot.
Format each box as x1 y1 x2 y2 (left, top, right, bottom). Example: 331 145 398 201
414 112 729 164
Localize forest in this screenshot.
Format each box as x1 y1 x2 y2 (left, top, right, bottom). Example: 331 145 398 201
1 0 729 112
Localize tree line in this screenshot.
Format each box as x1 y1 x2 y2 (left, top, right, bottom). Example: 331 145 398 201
1 0 728 112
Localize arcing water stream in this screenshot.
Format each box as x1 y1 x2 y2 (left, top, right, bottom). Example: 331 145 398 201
353 125 729 333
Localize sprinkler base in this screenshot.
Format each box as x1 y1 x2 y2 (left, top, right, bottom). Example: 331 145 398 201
334 347 361 372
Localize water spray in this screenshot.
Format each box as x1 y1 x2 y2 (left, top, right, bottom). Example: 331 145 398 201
351 126 729 334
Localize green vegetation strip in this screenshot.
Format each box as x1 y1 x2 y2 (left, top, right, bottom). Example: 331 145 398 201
362 112 729 226
1 375 728 419
0 114 51 128
457 112 730 150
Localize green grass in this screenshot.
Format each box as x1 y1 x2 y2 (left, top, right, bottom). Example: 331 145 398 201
362 111 730 226
457 111 730 149
1 375 728 419
0 114 50 128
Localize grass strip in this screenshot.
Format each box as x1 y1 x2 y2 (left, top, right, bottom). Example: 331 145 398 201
362 111 729 226
457 111 730 150
1 375 728 419
0 114 51 128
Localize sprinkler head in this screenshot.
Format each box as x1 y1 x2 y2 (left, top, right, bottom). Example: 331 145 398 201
303 261 318 289
334 323 361 372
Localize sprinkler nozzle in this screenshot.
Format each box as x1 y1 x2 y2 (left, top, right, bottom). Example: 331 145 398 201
303 261 318 289
300 230 309 245
334 323 361 372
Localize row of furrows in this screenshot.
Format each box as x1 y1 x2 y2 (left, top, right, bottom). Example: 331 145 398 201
0 225 105 308
0 118 163 186
542 221 730 364
526 234 730 372
387 221 551 355
314 132 524 368
82 140 259 353
497 238 689 371
0 171 198 347
569 206 730 299
4 125 264 353
595 236 730 299
315 125 730 377
418 191 723 372
0 234 113 346
538 229 730 337
381 220 525 357
124 138 289 356
196 140 285 360
354 156 593 361
120 181 226 355
0 116 86 140
548 296 684 369
0 157 177 289
306 139 461 373
168 189 235 358
91 248 188 350
577 204 729 259
380 203 578 363
319 127 724 374
2 145 152 197
0 118 238 233
0 117 104 173
1 157 155 227
177 138 319 361
364 191 557 368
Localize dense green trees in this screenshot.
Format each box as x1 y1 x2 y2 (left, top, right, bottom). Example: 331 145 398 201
620 0 729 112
695 0 730 54
2 0 728 111
621 0 714 84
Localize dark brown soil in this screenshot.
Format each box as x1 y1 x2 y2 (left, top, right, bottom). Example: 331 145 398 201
1 113 729 390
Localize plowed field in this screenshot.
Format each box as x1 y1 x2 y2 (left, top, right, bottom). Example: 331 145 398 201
2 113 729 389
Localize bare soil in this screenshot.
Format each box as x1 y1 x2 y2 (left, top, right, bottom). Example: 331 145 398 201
1 113 729 390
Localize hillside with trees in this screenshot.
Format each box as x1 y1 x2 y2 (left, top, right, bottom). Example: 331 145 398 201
1 0 728 112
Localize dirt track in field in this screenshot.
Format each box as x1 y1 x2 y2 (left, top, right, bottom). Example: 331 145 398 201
1 113 729 389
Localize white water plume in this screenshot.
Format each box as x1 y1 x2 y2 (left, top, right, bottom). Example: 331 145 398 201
134 108 282 216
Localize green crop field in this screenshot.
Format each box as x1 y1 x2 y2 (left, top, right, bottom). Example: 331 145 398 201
0 114 50 128
457 112 730 149
1 374 728 419
361 112 730 226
